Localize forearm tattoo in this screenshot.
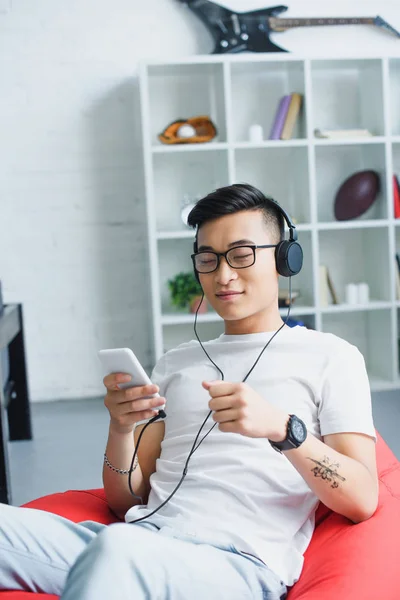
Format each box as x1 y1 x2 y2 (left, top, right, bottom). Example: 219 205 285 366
307 455 346 488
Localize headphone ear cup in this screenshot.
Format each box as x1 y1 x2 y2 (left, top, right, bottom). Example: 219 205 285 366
275 241 303 277
193 240 200 284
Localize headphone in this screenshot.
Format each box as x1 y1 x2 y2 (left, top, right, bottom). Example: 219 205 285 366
192 200 303 283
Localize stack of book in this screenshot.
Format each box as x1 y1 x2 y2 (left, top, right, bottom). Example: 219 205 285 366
393 174 400 219
269 93 303 140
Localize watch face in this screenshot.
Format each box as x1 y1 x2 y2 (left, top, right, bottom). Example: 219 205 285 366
291 417 307 443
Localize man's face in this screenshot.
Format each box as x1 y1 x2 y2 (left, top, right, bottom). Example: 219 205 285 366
196 210 281 334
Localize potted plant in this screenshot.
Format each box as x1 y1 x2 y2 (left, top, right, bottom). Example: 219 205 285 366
167 271 207 314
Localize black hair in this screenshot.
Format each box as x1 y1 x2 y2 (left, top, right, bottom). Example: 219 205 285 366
187 183 285 247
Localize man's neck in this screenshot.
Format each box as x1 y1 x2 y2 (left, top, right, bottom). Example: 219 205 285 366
224 311 285 336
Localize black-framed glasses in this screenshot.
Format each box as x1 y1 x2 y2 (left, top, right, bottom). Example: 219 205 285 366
191 244 277 274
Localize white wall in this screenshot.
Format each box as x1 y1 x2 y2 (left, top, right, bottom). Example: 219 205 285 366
1 0 400 402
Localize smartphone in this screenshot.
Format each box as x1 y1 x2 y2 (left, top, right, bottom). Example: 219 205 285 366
98 348 166 415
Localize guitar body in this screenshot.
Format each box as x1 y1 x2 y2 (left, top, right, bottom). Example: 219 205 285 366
179 0 289 53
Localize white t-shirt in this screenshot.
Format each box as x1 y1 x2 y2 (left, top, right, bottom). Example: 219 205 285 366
125 325 376 586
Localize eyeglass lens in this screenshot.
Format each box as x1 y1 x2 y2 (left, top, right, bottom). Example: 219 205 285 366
194 246 255 273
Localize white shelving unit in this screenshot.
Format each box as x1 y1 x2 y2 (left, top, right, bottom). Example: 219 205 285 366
138 54 400 393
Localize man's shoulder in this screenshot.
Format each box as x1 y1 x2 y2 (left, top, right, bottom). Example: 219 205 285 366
289 326 361 360
160 338 204 365
151 339 201 379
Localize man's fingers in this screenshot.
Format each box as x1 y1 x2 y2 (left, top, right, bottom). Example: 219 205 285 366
124 384 159 400
203 380 238 397
212 408 238 423
119 396 165 415
103 373 131 391
103 375 158 400
208 395 236 412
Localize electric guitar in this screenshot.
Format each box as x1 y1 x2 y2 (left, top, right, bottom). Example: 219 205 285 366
178 1 400 54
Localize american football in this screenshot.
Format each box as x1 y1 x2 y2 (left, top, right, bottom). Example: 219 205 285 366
334 169 380 221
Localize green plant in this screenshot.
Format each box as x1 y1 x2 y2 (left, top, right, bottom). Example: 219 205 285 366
168 271 203 309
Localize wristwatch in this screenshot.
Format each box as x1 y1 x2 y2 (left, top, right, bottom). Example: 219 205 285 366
269 414 307 453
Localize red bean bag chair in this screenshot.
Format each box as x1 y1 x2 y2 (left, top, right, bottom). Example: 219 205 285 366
1 432 400 599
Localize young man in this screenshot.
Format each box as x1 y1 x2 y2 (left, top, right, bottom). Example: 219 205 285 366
0 184 377 600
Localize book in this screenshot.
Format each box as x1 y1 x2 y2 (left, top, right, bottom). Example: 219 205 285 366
395 254 400 301
393 174 400 219
326 269 339 304
269 95 291 140
319 265 330 307
319 265 339 305
280 93 303 140
314 128 373 139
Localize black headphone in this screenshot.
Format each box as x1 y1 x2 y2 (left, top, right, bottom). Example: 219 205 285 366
192 200 303 282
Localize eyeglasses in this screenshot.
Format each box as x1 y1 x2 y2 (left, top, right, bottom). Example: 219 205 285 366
191 244 277 274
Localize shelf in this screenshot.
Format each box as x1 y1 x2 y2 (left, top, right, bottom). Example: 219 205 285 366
281 306 315 317
292 223 312 232
315 143 387 222
152 149 229 232
157 224 312 240
318 220 389 230
146 62 227 145
162 305 315 326
310 59 384 137
319 227 391 304
162 312 222 326
313 136 386 146
233 140 308 149
235 146 311 224
152 143 228 153
230 60 307 143
157 230 194 240
158 239 194 310
152 141 310 152
143 55 396 68
321 301 392 314
141 55 400 388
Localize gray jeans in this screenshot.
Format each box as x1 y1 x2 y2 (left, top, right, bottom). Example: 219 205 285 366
0 503 287 599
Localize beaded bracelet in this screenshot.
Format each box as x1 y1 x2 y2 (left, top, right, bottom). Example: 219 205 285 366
103 452 138 475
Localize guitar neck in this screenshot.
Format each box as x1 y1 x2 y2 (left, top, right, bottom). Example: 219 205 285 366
269 17 375 32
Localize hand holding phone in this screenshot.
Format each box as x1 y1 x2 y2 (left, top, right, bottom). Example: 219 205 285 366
98 348 166 427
